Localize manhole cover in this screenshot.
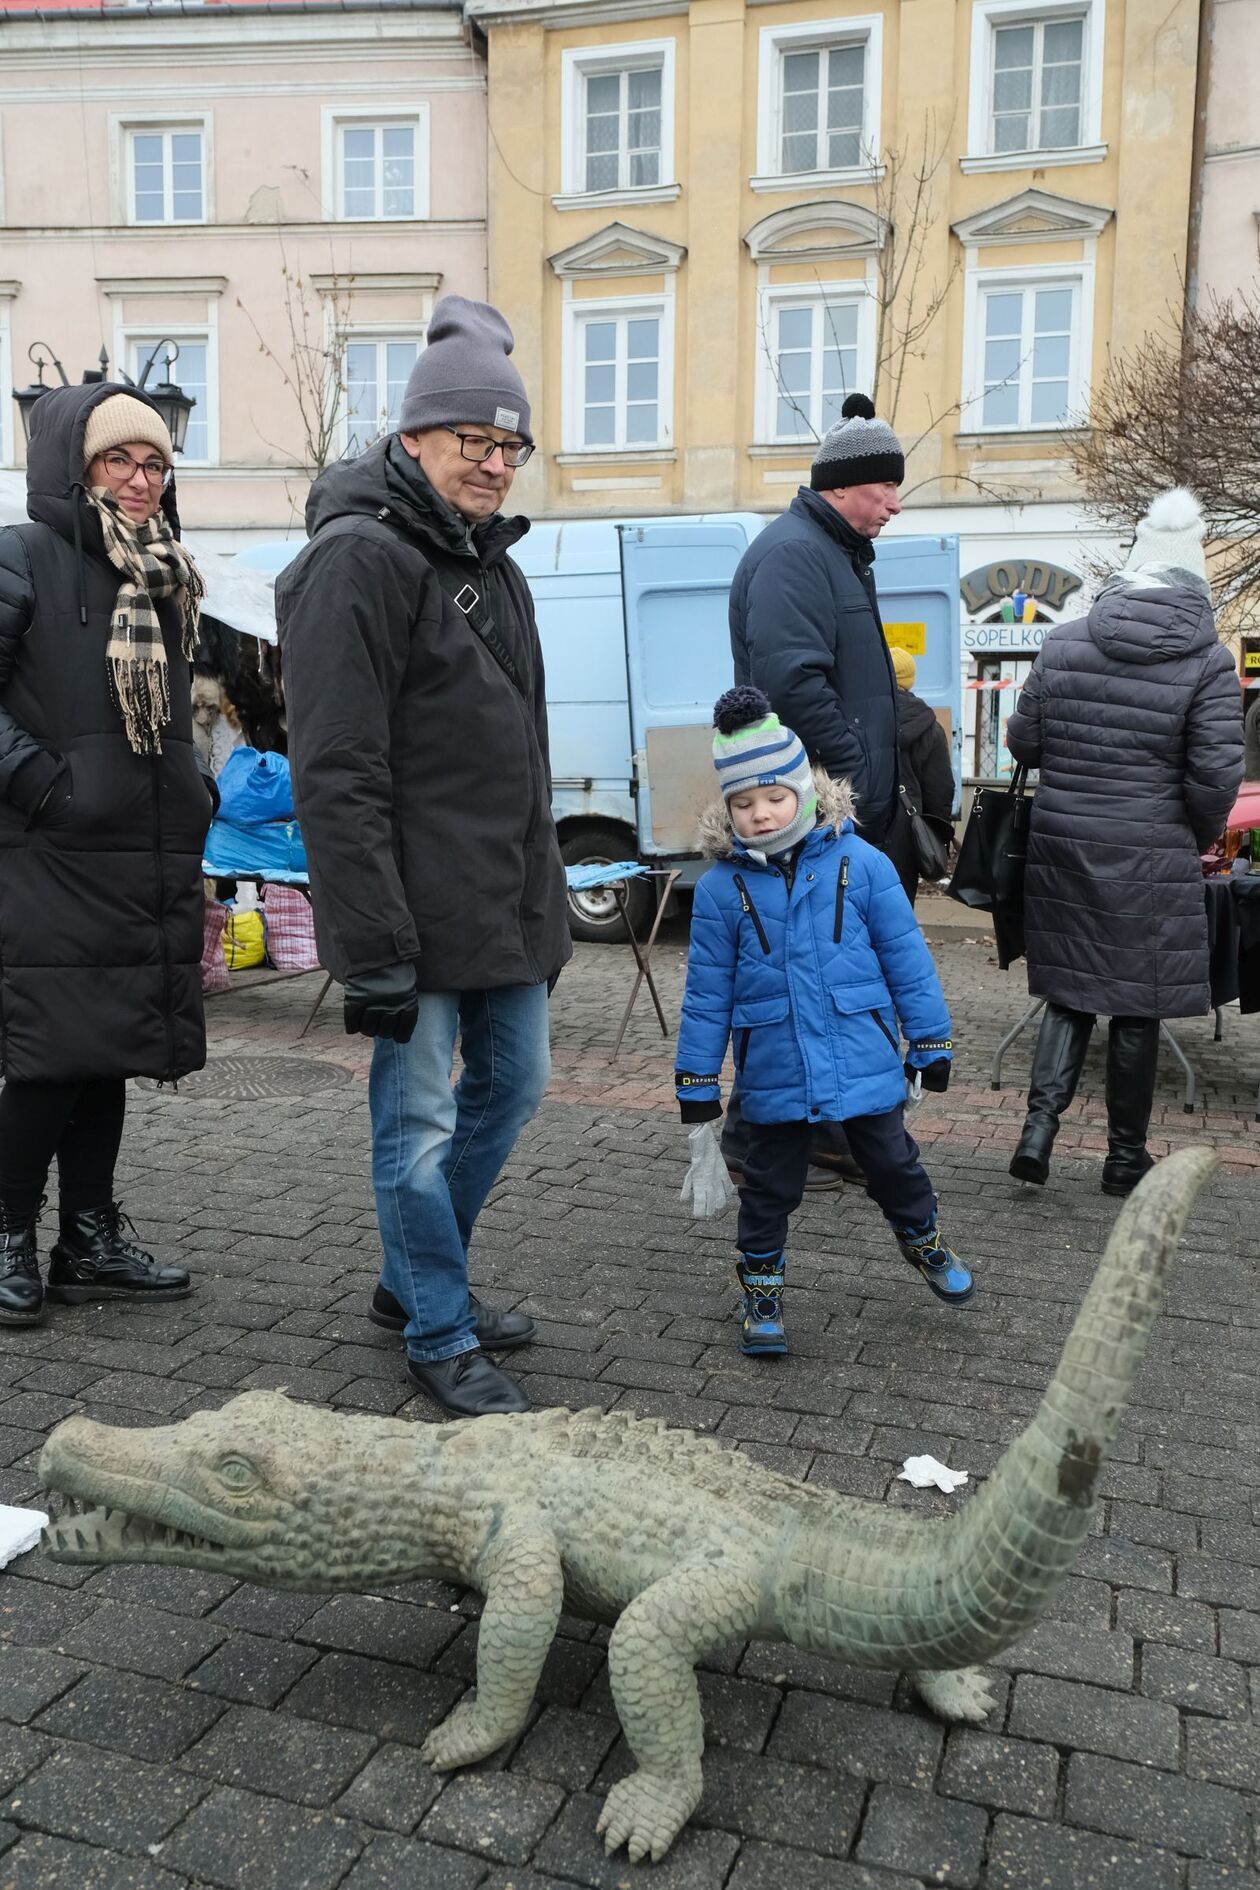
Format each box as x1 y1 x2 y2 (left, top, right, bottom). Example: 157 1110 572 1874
139 1056 352 1100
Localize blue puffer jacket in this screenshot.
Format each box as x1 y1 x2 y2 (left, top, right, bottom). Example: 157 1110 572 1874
675 782 952 1125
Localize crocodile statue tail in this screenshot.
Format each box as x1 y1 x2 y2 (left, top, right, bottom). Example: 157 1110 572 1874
780 1145 1216 1671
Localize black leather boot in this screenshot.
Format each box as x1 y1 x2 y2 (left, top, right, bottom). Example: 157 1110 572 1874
0 1199 45 1328
1009 1004 1095 1185
1101 1017 1160 1197
369 1283 536 1351
46 1204 192 1304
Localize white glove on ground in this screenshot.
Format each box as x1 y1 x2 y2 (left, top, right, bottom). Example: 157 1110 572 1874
679 1121 738 1219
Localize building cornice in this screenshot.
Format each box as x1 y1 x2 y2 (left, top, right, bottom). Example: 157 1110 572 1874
951 187 1114 249
0 8 469 59
744 198 888 262
309 271 443 292
97 275 229 297
549 220 685 278
0 218 483 241
465 0 683 27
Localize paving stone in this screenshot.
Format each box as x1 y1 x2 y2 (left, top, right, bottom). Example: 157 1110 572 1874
689 1745 864 1853
158 1784 365 1890
1141 1644 1250 1719
419 1772 565 1866
0 1647 84 1724
34 1666 226 1763
333 1741 448 1833
532 1792 739 1889
1075 1536 1174 1593
769 1692 943 1788
0 1581 100 1648
725 1847 923 1890
56 1600 228 1680
986 1810 1182 1890
208 1584 324 1640
1115 1590 1216 1652
298 1595 464 1669
1200 1522 1260 1567
1186 1866 1260 1888
337 1836 488 1890
186 1629 319 1706
181 1699 375 1805
855 1781 988 1887
1185 1719 1260 1791
1219 1609 1260 1663
992 1620 1134 1689
1065 1750 1251 1864
736 1643 896 1707
512 1707 620 1791
939 1726 1059 1818
1 1742 206 1849
0 1830 191 1889
1178 1555 1260 1611
0 1725 54 1796
85 1565 239 1615
285 1652 462 1746
1008 1675 1179 1768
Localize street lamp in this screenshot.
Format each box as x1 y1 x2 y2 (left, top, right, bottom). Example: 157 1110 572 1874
11 337 195 455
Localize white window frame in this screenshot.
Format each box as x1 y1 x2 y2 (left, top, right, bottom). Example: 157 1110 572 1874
963 0 1105 172
753 15 884 191
320 106 430 223
116 321 219 466
558 40 677 205
960 261 1092 433
753 278 877 446
561 290 674 455
113 114 212 227
336 326 427 457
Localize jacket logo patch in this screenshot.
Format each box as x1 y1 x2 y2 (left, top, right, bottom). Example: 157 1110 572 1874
453 585 480 615
494 407 520 430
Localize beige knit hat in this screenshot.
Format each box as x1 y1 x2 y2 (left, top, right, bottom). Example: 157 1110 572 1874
82 394 174 471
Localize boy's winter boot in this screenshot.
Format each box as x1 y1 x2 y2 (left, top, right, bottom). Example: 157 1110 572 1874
1101 1017 1159 1197
735 1253 788 1355
0 1198 45 1327
893 1219 974 1304
46 1204 191 1304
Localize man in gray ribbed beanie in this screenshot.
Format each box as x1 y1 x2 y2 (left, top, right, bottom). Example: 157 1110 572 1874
396 295 535 526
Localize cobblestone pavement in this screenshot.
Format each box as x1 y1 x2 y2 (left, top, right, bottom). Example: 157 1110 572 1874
0 903 1258 1889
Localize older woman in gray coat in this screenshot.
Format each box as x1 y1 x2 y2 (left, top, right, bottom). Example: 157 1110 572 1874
1006 489 1243 1196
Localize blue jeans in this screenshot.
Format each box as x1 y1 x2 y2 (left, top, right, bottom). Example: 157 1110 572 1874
368 983 551 1363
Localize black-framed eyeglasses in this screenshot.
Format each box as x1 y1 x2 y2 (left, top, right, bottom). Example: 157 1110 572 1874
99 449 169 485
442 426 534 468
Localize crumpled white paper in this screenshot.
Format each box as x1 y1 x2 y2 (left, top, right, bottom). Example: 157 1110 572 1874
898 1455 969 1493
0 1503 47 1568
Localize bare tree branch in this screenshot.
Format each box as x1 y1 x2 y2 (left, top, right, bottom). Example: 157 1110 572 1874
236 240 357 478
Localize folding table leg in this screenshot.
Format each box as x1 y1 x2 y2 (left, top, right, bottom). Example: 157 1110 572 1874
1159 1021 1196 1113
610 872 679 1061
298 971 335 1040
990 999 1045 1091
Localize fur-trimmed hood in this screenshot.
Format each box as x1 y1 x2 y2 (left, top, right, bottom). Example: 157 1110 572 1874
697 766 857 860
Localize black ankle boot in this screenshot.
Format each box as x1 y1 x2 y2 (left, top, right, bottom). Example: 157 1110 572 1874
1101 1017 1159 1197
1009 1004 1094 1185
46 1204 191 1304
0 1199 45 1328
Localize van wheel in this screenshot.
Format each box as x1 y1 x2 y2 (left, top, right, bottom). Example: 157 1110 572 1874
560 828 655 944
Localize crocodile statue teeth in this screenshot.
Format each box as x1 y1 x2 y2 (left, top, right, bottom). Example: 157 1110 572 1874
39 1148 1214 1864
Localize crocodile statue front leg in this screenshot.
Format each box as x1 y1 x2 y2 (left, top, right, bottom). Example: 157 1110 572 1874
596 1556 761 1864
423 1522 564 1770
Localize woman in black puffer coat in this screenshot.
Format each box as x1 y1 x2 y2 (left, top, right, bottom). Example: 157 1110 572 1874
0 382 215 1327
1005 489 1243 1196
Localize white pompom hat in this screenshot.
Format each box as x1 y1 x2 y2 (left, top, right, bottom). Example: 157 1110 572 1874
1117 487 1210 595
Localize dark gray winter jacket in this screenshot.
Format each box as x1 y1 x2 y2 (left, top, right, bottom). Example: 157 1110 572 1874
729 489 900 847
0 382 213 1084
276 438 570 991
1006 586 1243 1018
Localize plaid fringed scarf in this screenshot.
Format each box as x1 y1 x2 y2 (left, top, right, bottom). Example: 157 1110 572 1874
86 485 205 756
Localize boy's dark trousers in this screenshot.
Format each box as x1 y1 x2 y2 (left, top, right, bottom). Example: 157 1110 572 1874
737 1108 936 1255
722 1090 857 1171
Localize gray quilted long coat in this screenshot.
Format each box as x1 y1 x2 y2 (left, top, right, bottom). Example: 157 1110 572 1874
1005 586 1243 1019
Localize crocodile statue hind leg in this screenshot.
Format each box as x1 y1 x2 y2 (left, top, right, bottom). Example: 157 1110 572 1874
911 1666 998 1722
596 1554 762 1864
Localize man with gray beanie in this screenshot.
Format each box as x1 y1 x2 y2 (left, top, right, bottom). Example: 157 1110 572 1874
277 295 570 1419
724 391 906 1187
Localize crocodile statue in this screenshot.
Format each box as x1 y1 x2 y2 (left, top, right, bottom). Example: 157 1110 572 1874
39 1147 1214 1864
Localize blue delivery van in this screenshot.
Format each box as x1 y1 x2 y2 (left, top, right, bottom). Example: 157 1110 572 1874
234 513 960 942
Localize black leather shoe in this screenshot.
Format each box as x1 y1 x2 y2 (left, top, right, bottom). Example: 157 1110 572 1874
46 1204 191 1304
370 1284 536 1351
0 1201 44 1328
406 1348 530 1417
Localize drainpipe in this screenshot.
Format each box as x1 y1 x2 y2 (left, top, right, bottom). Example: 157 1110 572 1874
1185 0 1215 316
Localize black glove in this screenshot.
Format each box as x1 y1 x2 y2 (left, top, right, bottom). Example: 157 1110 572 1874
905 1056 951 1093
343 962 419 1043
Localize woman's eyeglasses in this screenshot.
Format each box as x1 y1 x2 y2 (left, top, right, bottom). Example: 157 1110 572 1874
99 451 169 485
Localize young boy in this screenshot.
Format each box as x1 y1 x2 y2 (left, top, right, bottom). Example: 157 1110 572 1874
676 686 972 1355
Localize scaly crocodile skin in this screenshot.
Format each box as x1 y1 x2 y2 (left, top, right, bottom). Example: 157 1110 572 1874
39 1148 1215 1863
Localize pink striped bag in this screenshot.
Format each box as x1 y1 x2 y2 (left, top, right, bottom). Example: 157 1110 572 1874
262 885 320 971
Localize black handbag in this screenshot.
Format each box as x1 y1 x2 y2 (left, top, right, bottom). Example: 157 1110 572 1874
899 783 951 883
948 766 1032 969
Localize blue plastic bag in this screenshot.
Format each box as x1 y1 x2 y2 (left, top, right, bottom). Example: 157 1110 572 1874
216 748 294 825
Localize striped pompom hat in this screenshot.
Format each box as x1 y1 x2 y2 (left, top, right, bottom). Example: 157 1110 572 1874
712 686 817 855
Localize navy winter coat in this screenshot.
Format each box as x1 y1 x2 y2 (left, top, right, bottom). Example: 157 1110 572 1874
729 489 900 847
1006 586 1243 1018
675 783 952 1125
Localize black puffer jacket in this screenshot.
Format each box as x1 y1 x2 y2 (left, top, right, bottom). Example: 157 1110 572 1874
885 687 956 900
276 438 570 991
729 489 900 847
1006 586 1243 1018
0 382 212 1083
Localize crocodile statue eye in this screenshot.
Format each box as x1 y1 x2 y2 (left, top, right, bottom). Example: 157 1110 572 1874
216 1456 258 1493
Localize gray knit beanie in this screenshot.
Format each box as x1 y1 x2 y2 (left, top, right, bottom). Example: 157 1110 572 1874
810 392 903 490
398 296 532 443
